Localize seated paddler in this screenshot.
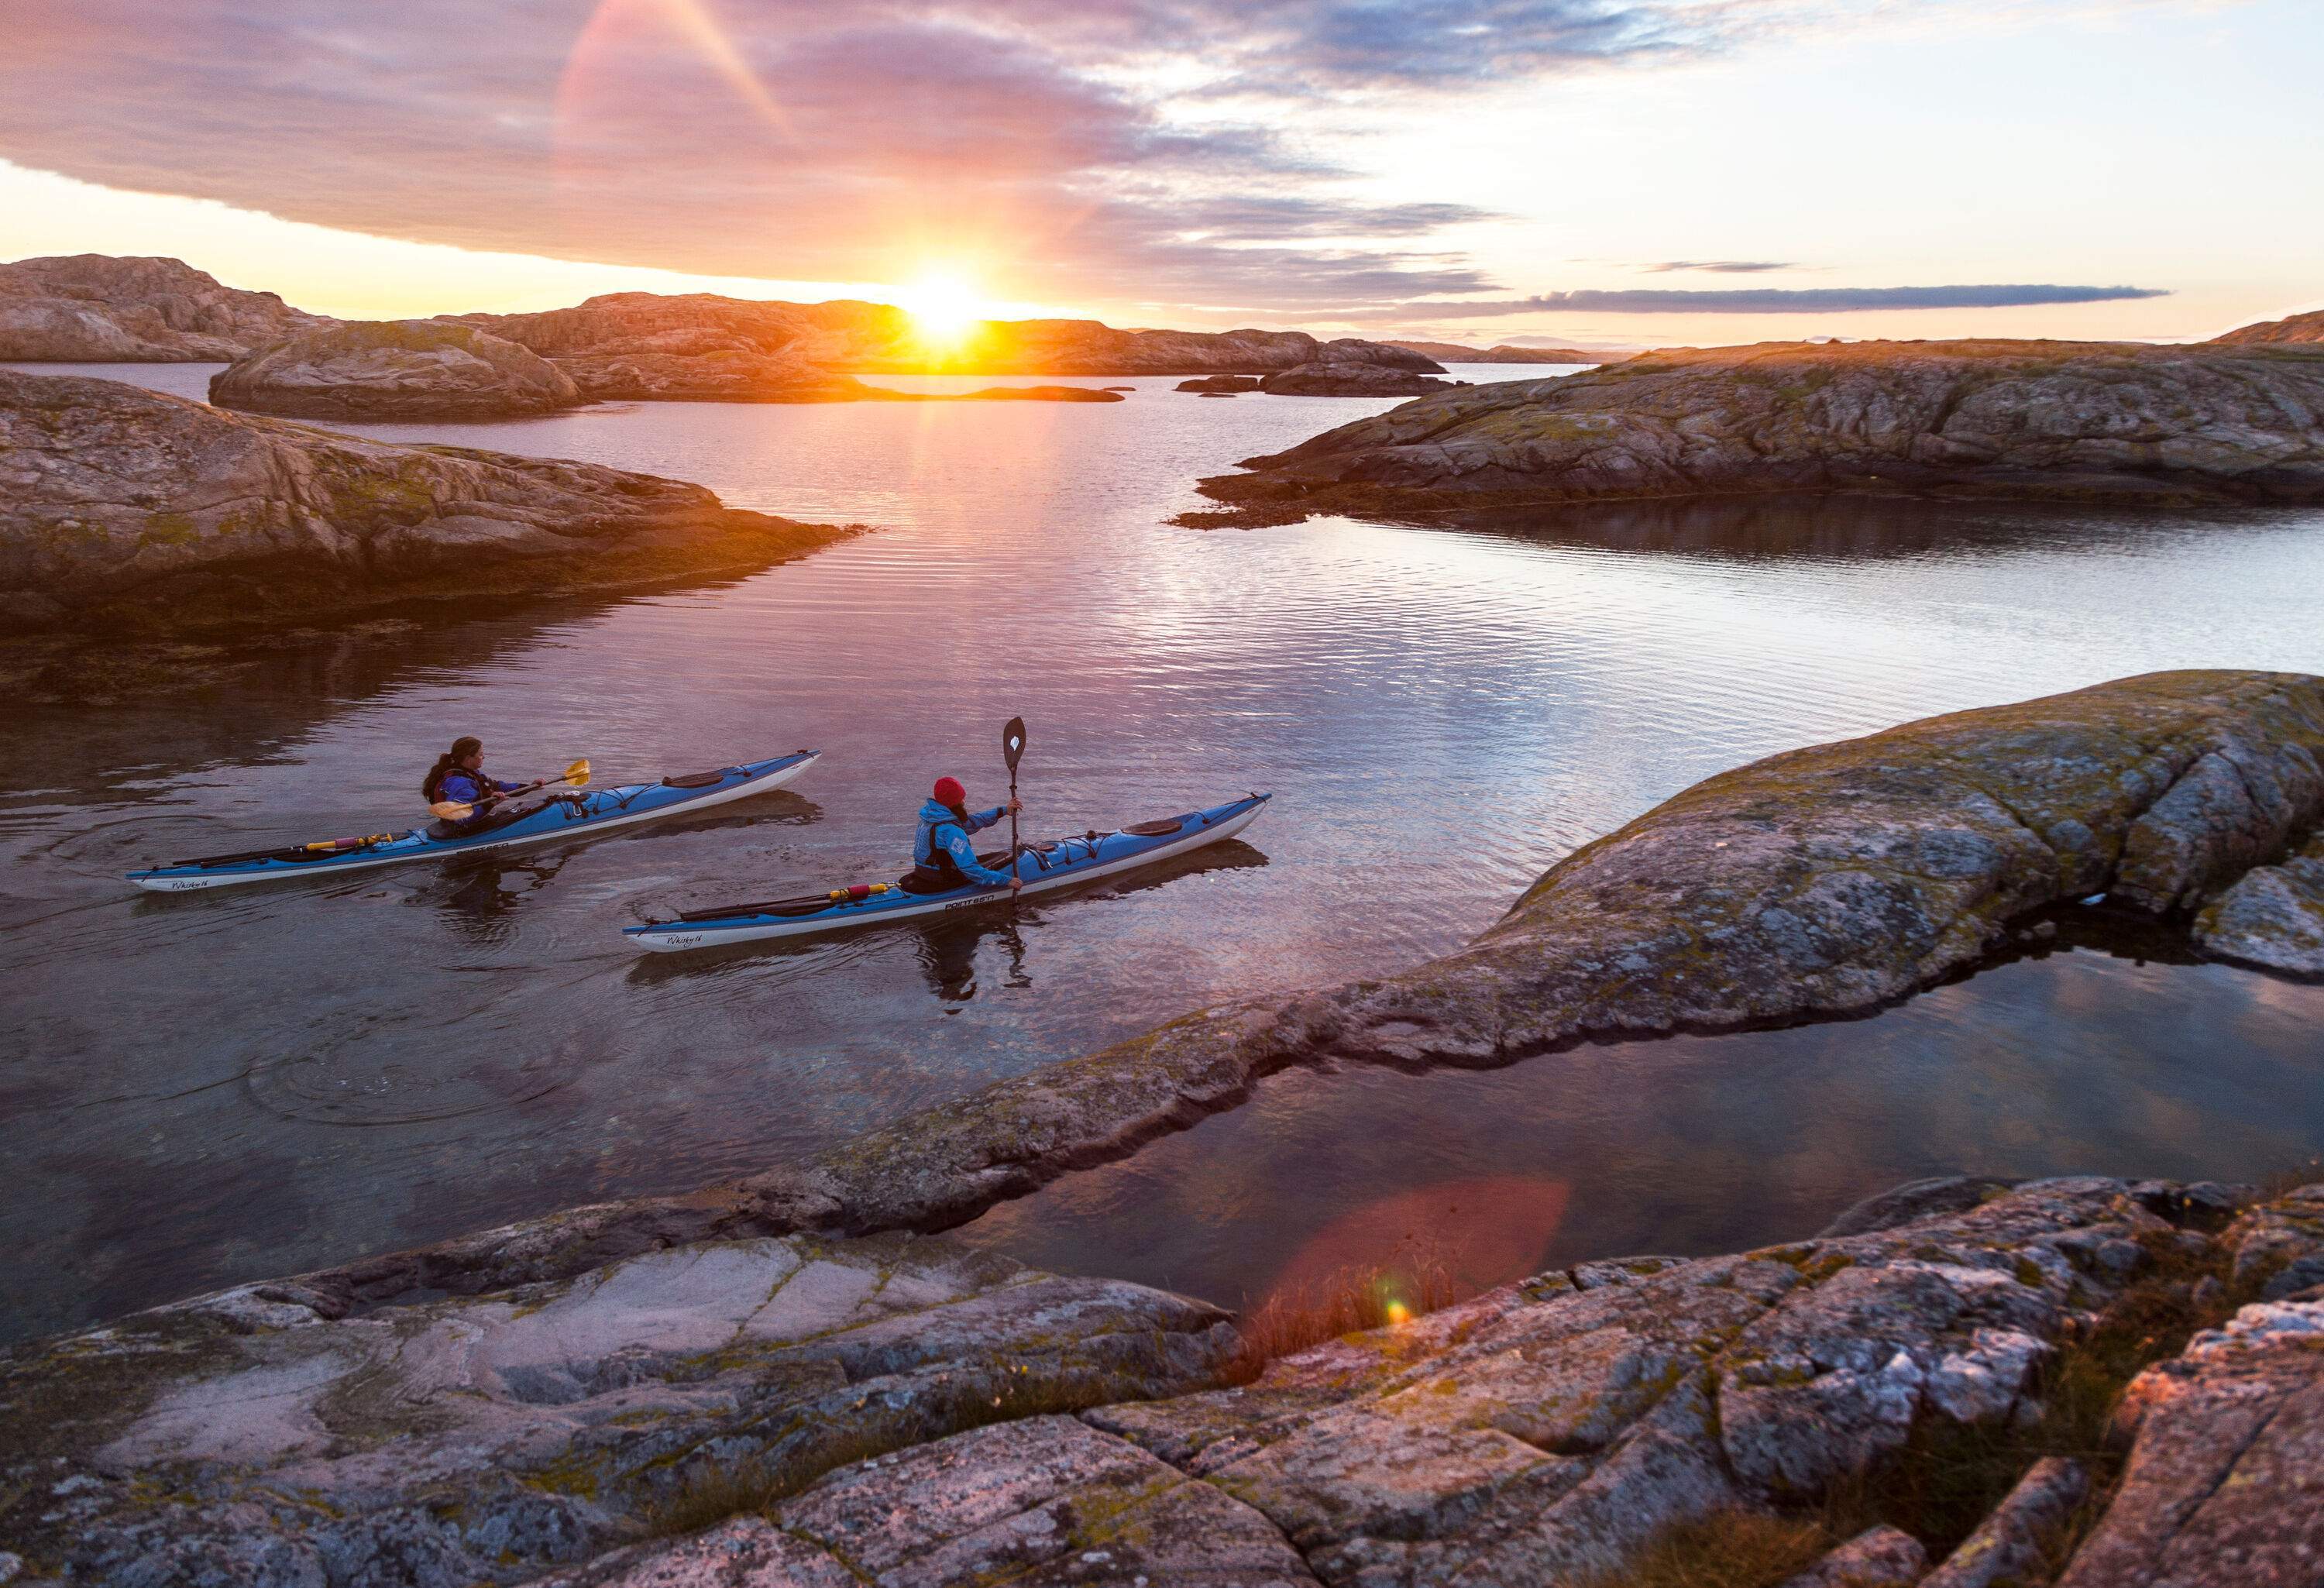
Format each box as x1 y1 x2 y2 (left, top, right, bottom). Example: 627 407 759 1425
912 775 1023 893
423 736 533 830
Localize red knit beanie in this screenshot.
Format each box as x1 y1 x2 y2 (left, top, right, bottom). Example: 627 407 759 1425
933 775 967 805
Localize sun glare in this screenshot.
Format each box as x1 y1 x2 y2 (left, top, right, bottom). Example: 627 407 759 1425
898 272 986 348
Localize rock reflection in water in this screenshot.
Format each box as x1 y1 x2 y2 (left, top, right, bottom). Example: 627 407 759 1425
956 944 2324 1313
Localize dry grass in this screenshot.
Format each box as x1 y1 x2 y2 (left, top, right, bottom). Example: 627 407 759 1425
1229 1249 1458 1380
2256 1157 2324 1201
1587 1511 1835 1588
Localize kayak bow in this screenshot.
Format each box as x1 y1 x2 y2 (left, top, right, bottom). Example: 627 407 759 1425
128 751 821 892
624 791 1270 952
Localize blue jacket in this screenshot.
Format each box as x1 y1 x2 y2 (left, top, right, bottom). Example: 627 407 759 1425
436 768 524 807
914 798 1015 886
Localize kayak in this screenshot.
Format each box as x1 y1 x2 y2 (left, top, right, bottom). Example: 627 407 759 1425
127 751 821 892
624 792 1271 952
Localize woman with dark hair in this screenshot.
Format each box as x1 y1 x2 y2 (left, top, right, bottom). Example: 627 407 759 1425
422 737 531 823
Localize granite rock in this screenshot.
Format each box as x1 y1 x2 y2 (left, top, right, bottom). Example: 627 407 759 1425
2211 308 2324 347
0 370 850 633
0 1235 1235 1587
1185 339 2324 525
1778 1524 1929 1588
210 321 584 419
1257 360 1461 397
0 254 326 361
2060 1291 2324 1587
2192 834 2324 977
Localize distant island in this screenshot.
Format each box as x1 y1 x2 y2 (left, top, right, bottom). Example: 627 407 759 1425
1387 339 1624 363
0 255 1444 410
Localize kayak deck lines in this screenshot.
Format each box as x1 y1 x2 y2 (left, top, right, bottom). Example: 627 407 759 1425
625 792 1271 951
128 751 821 892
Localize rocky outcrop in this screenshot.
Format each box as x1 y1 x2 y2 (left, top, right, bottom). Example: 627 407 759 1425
449 294 897 402
209 320 585 419
1184 339 2324 526
0 1235 1237 1586
937 383 1123 403
1258 360 1462 397
0 371 852 633
1388 340 1612 364
456 295 1441 397
18 1177 2321 1586
2192 834 2324 977
2210 308 2324 346
1178 374 1263 394
0 254 326 360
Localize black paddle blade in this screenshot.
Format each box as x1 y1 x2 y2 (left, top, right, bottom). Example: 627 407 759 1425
1002 716 1027 772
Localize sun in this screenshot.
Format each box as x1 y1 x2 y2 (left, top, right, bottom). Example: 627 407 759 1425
896 272 987 349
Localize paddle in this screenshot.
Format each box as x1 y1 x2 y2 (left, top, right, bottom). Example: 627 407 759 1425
429 758 592 821
1002 717 1026 898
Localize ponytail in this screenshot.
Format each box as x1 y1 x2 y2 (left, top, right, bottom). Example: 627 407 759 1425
423 736 483 803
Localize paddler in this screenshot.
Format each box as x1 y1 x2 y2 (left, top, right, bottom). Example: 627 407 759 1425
422 736 532 825
913 775 1023 893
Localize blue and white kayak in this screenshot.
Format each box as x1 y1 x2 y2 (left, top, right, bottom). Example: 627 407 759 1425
128 751 821 892
625 792 1270 952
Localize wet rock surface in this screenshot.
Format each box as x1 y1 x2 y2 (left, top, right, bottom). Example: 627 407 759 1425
0 370 852 633
22 1180 2319 1586
209 320 585 419
0 253 327 360
2193 834 2324 977
1182 339 2324 526
1178 373 1264 394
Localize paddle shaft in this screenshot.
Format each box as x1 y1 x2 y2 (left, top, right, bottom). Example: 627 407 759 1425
1002 717 1027 898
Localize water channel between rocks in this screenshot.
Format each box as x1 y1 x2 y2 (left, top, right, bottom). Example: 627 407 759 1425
5 362 2322 1340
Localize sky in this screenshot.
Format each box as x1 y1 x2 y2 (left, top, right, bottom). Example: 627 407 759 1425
2 0 2319 347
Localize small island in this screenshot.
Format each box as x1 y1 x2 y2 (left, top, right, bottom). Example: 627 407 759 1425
0 370 854 635
1183 338 2324 526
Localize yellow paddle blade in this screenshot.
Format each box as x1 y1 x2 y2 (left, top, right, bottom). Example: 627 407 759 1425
428 799 475 820
564 758 592 789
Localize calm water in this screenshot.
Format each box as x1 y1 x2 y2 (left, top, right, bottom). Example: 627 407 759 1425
5 360 2322 1340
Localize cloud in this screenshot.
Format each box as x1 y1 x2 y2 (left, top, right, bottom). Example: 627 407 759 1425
1346 284 2172 318
0 0 2179 321
1643 260 1796 273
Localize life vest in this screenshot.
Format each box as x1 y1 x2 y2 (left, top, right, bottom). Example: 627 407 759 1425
912 806 974 887
427 765 490 807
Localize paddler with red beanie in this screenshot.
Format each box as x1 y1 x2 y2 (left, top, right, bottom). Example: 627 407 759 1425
910 775 1022 892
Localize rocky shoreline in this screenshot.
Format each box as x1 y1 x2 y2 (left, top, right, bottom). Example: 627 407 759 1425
1182 339 2324 526
3 671 2321 1584
0 370 858 636
5 1174 2319 1586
